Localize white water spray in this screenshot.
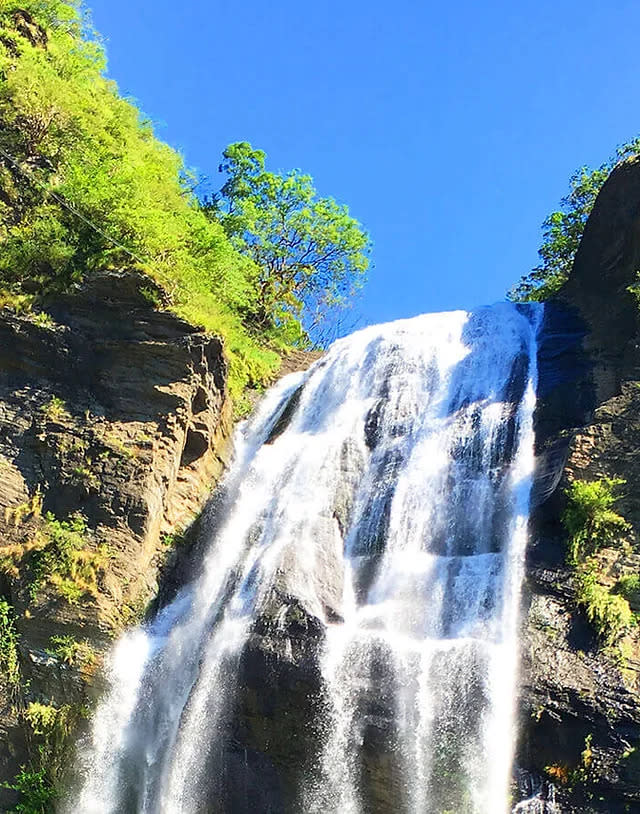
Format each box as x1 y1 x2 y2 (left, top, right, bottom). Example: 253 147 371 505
68 304 541 814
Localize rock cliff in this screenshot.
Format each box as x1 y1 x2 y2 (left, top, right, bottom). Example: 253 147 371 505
516 156 640 812
0 270 232 807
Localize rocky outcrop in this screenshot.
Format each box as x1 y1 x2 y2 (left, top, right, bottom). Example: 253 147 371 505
0 270 232 805
516 157 640 812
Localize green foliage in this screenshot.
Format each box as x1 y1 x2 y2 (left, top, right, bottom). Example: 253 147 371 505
0 598 21 690
46 634 95 667
562 478 629 565
544 734 595 790
40 396 67 422
30 512 109 603
7 700 81 811
160 529 184 548
1 766 55 814
562 478 635 645
210 141 370 337
614 573 640 605
576 567 635 645
0 1 308 396
24 703 59 736
1 502 109 604
509 138 640 302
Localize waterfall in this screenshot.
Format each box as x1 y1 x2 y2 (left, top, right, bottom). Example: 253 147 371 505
67 303 541 814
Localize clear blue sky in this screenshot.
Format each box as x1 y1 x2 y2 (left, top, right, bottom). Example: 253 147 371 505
88 0 639 326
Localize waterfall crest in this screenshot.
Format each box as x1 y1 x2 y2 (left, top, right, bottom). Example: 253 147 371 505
68 303 541 814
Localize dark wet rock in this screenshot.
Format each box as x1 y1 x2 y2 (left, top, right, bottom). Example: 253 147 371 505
516 157 640 812
219 596 327 813
265 384 304 444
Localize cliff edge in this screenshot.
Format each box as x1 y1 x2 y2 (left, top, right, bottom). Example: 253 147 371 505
517 156 640 812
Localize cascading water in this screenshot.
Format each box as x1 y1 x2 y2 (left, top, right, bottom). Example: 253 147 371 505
67 303 541 814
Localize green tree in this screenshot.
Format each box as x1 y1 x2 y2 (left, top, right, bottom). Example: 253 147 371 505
0 1 275 394
211 141 371 339
0 4 371 393
509 138 640 302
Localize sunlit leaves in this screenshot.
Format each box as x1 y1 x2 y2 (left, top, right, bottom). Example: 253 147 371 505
212 141 371 335
509 139 640 302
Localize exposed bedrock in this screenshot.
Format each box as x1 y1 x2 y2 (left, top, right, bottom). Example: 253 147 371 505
516 156 640 812
0 270 232 806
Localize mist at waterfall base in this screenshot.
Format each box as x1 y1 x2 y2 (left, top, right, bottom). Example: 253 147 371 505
67 303 542 814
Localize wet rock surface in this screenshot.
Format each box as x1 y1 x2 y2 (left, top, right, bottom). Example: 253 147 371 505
516 157 640 812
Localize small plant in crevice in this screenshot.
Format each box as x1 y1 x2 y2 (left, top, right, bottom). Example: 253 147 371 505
0 598 21 693
0 288 34 315
70 460 99 491
161 528 186 548
544 762 571 786
0 509 110 606
101 433 138 460
30 311 56 330
544 734 595 793
4 490 43 527
46 635 96 669
41 396 68 423
562 478 629 565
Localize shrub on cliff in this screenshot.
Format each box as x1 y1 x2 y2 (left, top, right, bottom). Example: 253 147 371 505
562 478 636 645
509 138 640 302
562 477 629 565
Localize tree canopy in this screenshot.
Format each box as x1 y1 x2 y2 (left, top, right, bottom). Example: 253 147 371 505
0 2 371 396
509 138 640 302
210 142 370 341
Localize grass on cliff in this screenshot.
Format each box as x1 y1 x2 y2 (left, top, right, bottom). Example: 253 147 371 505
4 701 83 813
1 499 109 606
0 598 20 692
0 0 286 397
562 478 636 645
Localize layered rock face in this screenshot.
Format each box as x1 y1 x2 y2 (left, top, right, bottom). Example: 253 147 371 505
0 271 232 806
517 157 640 812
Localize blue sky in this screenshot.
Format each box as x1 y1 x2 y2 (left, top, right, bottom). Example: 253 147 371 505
88 0 640 326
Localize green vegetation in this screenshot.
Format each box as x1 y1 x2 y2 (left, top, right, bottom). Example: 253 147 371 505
40 396 67 423
0 509 110 605
545 734 594 791
2 766 55 813
562 478 635 645
509 138 640 302
0 2 370 397
4 701 81 812
46 635 96 668
563 478 629 565
0 598 21 691
30 513 109 604
614 573 640 606
4 490 43 527
576 570 635 645
160 529 184 548
210 141 370 340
